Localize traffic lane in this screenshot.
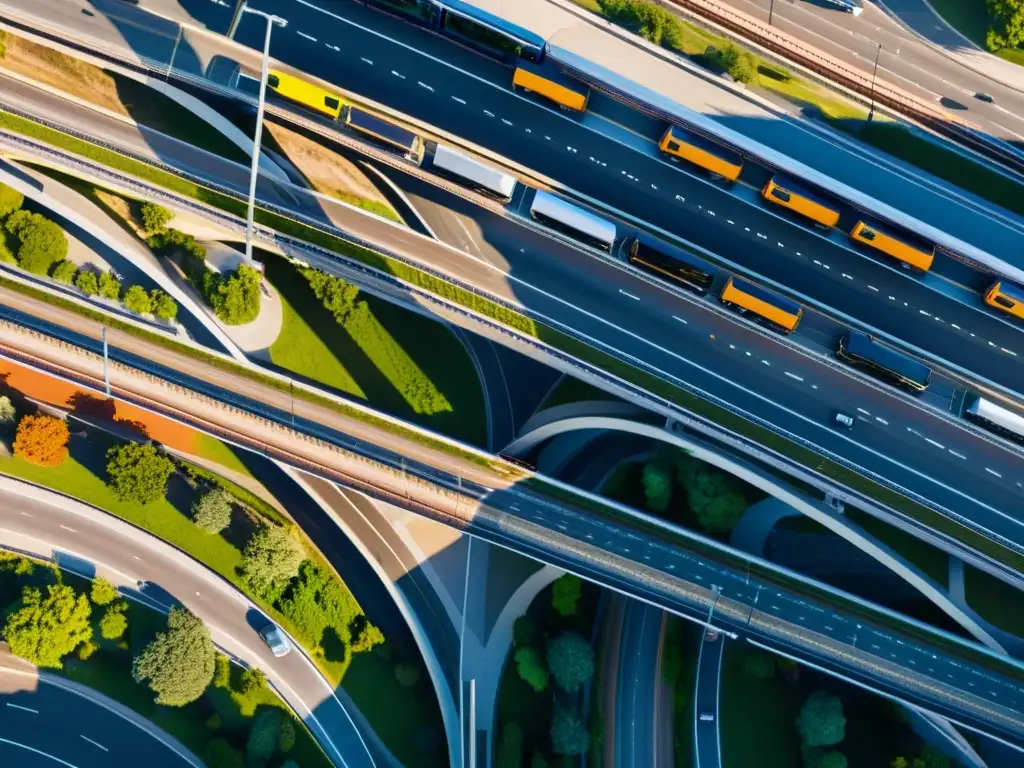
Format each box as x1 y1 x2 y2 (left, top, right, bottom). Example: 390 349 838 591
226 0 1024 258
0 672 196 767
718 0 1024 138
502 495 1024 726
694 636 723 768
30 0 1024 388
460 206 1024 524
0 493 377 768
617 600 660 768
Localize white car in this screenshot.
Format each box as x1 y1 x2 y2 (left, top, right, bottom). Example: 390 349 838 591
260 624 292 657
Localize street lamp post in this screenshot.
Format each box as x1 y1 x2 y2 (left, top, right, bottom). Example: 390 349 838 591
242 7 287 265
768 0 776 26
868 42 881 122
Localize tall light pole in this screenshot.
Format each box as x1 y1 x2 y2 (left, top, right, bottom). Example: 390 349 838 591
768 0 776 26
868 42 881 122
243 7 287 265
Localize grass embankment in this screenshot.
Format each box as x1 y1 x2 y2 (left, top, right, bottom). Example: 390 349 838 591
661 618 699 767
3 100 1024 651
0 29 247 163
719 642 801 768
262 119 403 222
965 565 1024 639
0 425 444 767
539 374 625 410
0 553 331 768
262 252 487 447
844 509 950 588
574 0 1024 217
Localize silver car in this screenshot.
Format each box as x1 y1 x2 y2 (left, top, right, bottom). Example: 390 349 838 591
260 624 292 657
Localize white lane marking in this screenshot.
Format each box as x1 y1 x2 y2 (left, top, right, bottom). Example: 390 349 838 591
451 96 467 104
484 109 495 117
80 736 108 752
619 289 640 301
868 285 879 292
986 468 1003 478
777 242 784 247
360 57 374 65
673 316 688 324
501 118 514 126
417 81 434 92
59 524 77 533
390 70 406 79
875 417 888 425
1002 348 1017 357
19 511 29 517
784 372 803 382
949 450 967 460
925 438 945 450
856 408 871 416
6 703 38 714
325 43 340 52
297 31 317 42
919 310 931 317
842 273 853 280
761 360 771 366
0 738 78 767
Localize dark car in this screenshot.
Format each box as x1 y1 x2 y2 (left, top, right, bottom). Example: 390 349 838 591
974 92 995 103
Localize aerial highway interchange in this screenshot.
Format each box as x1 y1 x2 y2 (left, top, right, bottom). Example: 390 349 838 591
0 0 1023 766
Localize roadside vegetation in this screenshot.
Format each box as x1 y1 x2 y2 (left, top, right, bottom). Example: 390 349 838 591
0 394 445 767
0 29 248 162
929 0 1024 68
578 0 1024 218
0 552 330 768
263 252 486 446
0 182 179 321
720 642 956 768
496 574 601 766
2 101 1024 595
660 618 700 767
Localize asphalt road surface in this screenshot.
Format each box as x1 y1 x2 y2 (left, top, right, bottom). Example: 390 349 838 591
615 600 664 768
694 631 724 768
0 485 377 768
716 0 1024 146
0 660 199 768
5 63 1024 561
0 283 1021 746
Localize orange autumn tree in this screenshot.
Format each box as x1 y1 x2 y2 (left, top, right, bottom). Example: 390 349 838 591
13 414 70 467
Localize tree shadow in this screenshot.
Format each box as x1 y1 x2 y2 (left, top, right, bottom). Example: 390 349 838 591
321 625 348 665
220 499 258 551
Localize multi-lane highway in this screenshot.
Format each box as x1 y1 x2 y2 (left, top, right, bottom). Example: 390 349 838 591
0 271 1022 746
706 0 1024 146
11 1 1024 411
614 600 665 768
7 68 1024 567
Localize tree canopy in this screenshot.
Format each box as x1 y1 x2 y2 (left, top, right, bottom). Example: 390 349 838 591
122 284 153 315
0 182 24 218
514 646 549 693
105 443 175 505
495 722 524 768
795 691 846 748
551 573 582 617
987 0 1024 51
641 460 672 513
206 264 262 325
676 455 749 534
4 583 92 668
242 525 305 599
550 706 590 756
133 606 215 706
191 487 233 534
12 414 70 467
8 212 68 274
89 577 119 606
545 631 595 694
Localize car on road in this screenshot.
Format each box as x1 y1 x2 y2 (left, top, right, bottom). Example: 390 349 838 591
833 412 855 430
705 629 720 642
699 712 715 722
260 624 292 657
974 92 995 104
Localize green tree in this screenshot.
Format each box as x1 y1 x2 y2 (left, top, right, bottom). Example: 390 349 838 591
795 691 846 747
728 49 759 84
513 614 537 648
918 746 951 768
213 652 231 688
98 271 121 300
150 289 178 321
192 487 233 534
987 0 1024 50
105 443 175 505
90 577 119 606
514 646 549 693
239 667 267 696
546 631 594 693
806 750 848 768
278 719 296 753
349 614 385 654
0 182 23 218
495 722 524 768
4 584 92 667
50 260 77 284
550 706 590 756
207 264 262 325
891 758 909 768
74 270 99 296
242 525 304 599
676 455 749 534
301 268 360 323
12 214 68 275
204 738 244 768
0 395 15 430
551 573 582 617
99 601 129 640
742 650 776 680
140 202 173 234
641 460 672 513
122 284 153 315
246 708 282 766
133 606 214 706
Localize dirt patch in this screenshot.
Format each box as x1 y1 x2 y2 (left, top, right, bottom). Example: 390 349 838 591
0 357 199 454
263 120 401 220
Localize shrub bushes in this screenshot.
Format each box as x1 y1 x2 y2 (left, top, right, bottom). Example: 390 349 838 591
90 577 119 606
150 289 178 320
0 182 24 218
99 602 129 640
191 487 233 533
122 284 152 315
242 525 304 600
105 443 175 505
73 270 99 296
51 259 77 284
205 264 262 325
12 414 70 467
140 202 173 234
98 271 121 300
6 211 68 274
